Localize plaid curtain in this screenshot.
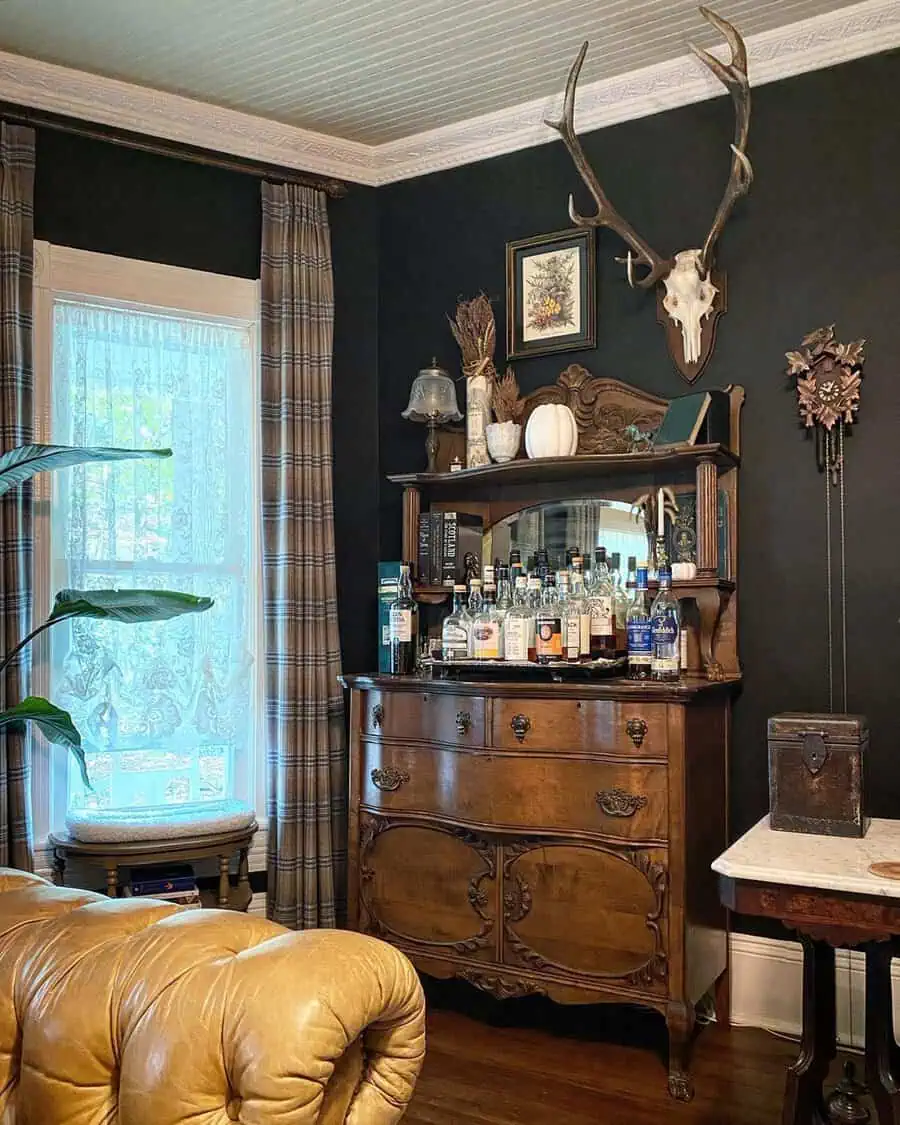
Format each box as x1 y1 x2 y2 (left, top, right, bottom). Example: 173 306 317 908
0 123 34 871
261 182 346 929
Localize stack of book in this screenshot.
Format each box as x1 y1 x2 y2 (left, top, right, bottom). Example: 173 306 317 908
416 510 482 586
123 863 201 909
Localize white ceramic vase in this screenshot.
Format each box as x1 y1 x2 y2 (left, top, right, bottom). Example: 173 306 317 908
486 421 521 463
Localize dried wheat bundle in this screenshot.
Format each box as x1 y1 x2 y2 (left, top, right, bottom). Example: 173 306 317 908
448 294 498 383
493 367 525 425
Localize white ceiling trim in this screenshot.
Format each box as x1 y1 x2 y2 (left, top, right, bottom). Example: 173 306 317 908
0 0 896 189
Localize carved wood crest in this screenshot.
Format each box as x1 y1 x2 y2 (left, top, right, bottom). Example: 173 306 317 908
521 367 668 454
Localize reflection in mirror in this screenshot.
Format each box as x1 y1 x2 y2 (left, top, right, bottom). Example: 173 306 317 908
487 500 649 571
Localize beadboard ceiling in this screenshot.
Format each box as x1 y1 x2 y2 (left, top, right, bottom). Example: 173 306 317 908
0 0 870 145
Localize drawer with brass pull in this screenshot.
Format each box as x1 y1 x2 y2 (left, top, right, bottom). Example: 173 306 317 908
361 743 668 842
491 698 667 758
362 689 485 746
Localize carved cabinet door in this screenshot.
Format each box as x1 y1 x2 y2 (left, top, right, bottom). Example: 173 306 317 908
501 840 668 993
359 814 498 961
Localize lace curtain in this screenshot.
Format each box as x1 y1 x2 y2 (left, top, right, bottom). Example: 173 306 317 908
50 301 257 814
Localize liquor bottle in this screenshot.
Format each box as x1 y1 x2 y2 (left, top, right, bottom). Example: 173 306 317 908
496 564 513 620
441 584 470 662
627 564 652 681
650 567 681 682
626 556 638 603
483 563 495 589
504 575 533 662
563 566 584 664
571 557 591 660
526 575 541 661
535 573 563 664
610 552 629 653
472 584 502 660
466 578 483 656
389 563 418 674
587 547 617 659
509 549 525 588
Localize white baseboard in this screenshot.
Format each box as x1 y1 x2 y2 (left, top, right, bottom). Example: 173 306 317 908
730 932 896 1047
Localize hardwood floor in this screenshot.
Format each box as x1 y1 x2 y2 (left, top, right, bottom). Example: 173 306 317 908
403 985 847 1125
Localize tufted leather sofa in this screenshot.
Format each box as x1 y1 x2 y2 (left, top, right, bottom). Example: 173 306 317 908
0 869 426 1124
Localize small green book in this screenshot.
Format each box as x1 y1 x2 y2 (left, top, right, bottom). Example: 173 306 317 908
653 389 730 448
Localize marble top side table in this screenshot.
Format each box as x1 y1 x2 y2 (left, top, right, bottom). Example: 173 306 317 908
714 816 900 1125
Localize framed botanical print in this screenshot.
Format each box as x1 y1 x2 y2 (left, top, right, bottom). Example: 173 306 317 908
506 227 596 359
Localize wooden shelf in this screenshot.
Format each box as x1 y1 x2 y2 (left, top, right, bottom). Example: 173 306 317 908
388 443 738 490
414 583 453 603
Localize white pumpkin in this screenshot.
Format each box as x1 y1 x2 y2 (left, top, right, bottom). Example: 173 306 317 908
525 403 579 459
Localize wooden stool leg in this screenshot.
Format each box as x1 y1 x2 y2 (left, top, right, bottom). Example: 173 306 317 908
865 941 900 1125
52 853 65 887
783 937 836 1125
218 855 231 908
237 847 250 912
106 865 118 898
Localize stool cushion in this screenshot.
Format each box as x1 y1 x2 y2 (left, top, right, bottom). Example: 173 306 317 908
66 799 257 842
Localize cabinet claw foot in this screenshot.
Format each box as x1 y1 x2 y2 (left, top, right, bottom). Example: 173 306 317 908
668 1072 694 1102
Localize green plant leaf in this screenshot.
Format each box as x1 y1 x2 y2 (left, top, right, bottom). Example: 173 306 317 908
0 444 172 496
48 588 214 625
0 697 89 790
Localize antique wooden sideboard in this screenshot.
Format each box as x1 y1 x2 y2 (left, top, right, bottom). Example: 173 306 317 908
342 372 744 1099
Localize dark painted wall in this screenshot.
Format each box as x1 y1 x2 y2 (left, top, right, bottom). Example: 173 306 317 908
33 127 380 675
378 50 900 847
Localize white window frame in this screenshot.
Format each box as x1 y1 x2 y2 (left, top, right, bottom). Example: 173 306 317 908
31 241 266 859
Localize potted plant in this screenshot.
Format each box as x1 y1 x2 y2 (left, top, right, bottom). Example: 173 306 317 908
0 443 213 789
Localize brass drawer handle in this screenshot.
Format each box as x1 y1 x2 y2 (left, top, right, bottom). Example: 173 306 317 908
456 710 472 736
371 704 384 729
370 765 410 792
595 788 649 818
625 717 648 748
510 714 531 743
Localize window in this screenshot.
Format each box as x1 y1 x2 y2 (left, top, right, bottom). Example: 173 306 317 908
33 244 263 836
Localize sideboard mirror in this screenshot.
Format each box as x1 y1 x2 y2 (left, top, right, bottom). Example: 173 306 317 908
485 499 649 570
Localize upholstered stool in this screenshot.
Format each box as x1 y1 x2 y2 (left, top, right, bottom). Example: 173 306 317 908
51 800 258 907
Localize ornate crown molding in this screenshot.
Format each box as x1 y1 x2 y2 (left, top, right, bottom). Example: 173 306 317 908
0 0 896 188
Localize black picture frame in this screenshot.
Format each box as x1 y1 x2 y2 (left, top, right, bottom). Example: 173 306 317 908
506 227 596 360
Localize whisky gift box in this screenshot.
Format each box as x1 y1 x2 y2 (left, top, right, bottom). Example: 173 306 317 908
768 712 869 837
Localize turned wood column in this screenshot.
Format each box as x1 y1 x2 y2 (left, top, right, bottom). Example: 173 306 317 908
402 486 421 574
695 458 718 578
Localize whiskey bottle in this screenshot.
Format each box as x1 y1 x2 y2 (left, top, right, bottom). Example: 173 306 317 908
441 584 470 662
627 564 652 681
587 547 617 659
571 557 591 660
389 563 418 675
563 567 584 664
650 567 681 682
504 575 533 663
472 584 502 660
610 552 629 653
535 573 563 664
496 564 513 620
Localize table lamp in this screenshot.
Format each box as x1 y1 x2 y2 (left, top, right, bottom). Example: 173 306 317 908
402 359 462 473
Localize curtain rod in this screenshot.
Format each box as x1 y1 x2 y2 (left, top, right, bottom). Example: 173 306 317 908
0 102 349 198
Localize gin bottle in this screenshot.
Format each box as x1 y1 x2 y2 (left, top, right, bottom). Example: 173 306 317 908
535 573 563 664
627 564 652 681
650 567 681 682
441 584 470 662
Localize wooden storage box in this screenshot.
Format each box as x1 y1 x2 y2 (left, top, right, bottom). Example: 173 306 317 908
768 713 869 838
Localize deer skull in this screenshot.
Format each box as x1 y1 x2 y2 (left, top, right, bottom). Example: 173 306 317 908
662 250 718 365
545 6 753 382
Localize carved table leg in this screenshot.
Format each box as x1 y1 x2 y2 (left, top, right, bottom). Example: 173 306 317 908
714 964 731 1029
105 865 118 898
237 847 251 912
692 586 730 682
667 1000 696 1101
218 855 231 908
783 937 836 1125
864 941 900 1125
52 852 65 887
